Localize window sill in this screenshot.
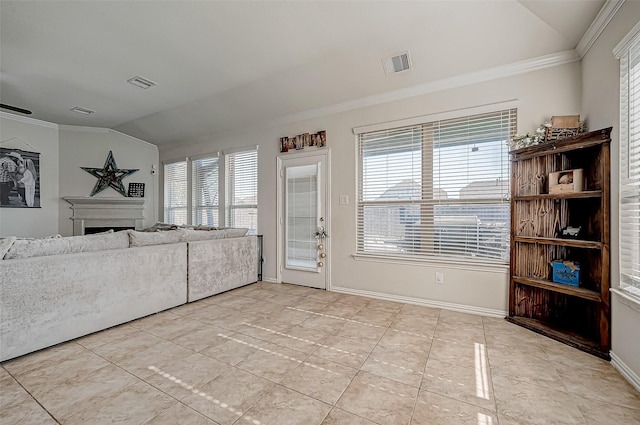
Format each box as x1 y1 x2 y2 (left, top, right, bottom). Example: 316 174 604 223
351 253 509 274
611 288 640 314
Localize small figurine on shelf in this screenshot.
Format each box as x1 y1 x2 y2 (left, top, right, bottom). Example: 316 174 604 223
559 226 582 239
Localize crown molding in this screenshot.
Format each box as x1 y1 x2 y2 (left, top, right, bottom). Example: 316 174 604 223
0 111 58 129
275 50 579 126
576 0 625 59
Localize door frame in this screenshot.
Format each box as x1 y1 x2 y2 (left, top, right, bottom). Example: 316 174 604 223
276 149 331 289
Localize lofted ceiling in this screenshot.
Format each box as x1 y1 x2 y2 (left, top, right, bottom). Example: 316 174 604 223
0 0 604 146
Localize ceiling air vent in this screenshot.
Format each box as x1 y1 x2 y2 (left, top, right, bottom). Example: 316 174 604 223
70 106 95 115
127 75 157 89
382 51 412 75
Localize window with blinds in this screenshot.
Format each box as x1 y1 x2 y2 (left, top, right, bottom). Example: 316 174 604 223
163 161 188 225
619 30 640 296
192 156 219 226
357 109 515 264
225 149 258 234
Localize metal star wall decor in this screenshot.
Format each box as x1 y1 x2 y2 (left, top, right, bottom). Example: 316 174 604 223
81 150 139 197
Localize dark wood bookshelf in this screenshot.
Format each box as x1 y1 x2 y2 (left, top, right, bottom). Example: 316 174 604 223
508 127 611 359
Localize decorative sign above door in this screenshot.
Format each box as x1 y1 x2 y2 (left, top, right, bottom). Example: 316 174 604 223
280 130 326 153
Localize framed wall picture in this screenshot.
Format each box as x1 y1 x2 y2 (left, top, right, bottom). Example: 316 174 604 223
0 147 41 208
128 182 145 197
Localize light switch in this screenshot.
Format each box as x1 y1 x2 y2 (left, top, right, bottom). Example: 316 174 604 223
339 195 349 205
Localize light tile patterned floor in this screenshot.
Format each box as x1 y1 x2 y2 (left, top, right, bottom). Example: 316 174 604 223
2 282 639 425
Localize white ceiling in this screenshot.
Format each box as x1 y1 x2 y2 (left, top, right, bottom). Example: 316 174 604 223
0 0 604 146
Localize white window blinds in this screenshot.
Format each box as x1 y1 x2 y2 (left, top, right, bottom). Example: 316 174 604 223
192 155 219 226
163 160 188 225
619 31 640 295
357 108 515 264
225 149 258 234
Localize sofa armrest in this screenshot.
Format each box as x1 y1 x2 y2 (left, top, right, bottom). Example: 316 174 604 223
187 236 258 302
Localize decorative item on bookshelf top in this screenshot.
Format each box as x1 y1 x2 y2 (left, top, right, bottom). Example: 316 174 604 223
508 123 548 150
508 115 587 150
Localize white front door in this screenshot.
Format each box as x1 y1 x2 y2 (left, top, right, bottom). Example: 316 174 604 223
277 151 329 289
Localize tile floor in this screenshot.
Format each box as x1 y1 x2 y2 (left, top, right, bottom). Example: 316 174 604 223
2 281 639 425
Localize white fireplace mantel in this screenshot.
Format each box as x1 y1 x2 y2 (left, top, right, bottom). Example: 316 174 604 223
64 197 145 235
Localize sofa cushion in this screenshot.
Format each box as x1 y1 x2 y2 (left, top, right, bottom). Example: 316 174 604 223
66 230 130 253
139 222 180 232
0 236 17 259
193 224 220 231
224 228 249 238
4 231 130 259
5 235 68 259
129 229 183 247
179 229 225 242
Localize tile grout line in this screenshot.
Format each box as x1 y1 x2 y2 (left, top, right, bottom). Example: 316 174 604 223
481 316 503 424
1 364 63 425
408 308 441 425
13 283 619 425
86 318 285 425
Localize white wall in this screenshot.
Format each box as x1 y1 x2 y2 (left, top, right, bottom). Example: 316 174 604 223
0 113 158 238
0 114 60 237
160 61 582 314
581 1 640 386
58 127 159 236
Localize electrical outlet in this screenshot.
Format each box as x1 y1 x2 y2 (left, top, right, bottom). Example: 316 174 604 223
435 272 444 284
339 195 349 205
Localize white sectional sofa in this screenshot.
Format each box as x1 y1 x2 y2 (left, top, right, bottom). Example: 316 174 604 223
0 228 258 362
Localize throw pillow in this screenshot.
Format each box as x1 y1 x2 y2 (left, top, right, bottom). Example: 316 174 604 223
129 229 183 247
0 236 17 259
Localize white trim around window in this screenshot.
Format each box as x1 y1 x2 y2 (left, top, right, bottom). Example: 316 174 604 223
616 23 640 302
355 107 516 266
162 147 257 233
225 147 258 234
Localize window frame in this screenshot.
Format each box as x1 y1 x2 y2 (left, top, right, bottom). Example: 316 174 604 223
615 22 640 299
163 159 188 225
224 147 258 234
191 153 221 227
162 147 258 232
354 105 516 266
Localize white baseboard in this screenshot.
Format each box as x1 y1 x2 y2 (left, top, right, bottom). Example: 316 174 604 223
330 285 507 318
261 277 279 284
610 351 640 392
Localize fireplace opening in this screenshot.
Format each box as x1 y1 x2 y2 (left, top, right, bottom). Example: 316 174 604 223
84 226 135 235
